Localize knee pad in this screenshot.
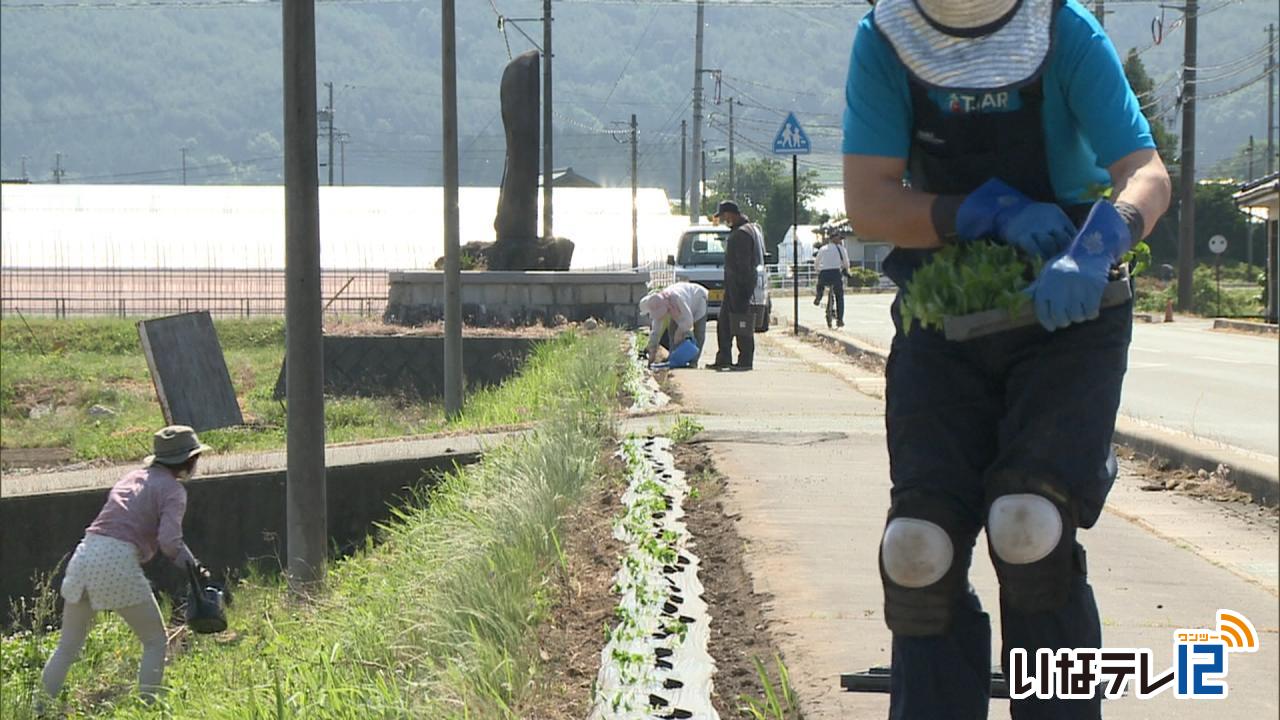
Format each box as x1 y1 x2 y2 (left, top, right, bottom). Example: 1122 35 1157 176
879 491 974 637
986 476 1079 613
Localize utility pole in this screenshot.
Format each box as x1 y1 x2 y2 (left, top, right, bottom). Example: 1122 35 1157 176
728 98 736 197
543 0 554 239
1247 135 1256 273
1095 0 1105 29
53 153 64 184
701 141 707 201
1176 0 1197 312
20 155 28 181
442 0 463 419
631 113 639 269
181 147 188 185
680 119 687 215
691 0 705 222
324 81 335 186
1268 23 1276 175
337 132 350 185
281 0 327 589
1248 135 1255 182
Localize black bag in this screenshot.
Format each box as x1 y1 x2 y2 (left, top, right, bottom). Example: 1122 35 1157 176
185 563 228 634
725 311 754 336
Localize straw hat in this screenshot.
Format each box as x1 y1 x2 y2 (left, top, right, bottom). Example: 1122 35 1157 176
874 0 1056 91
145 425 211 466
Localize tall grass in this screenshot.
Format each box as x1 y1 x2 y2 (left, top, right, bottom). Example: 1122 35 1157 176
1 329 626 719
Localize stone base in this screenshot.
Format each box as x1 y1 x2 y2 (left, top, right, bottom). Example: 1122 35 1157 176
384 270 650 328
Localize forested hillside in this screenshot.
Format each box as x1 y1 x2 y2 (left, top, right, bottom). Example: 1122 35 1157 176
1 0 1275 191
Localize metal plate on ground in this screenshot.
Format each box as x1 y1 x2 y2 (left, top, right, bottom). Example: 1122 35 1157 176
137 311 243 432
841 666 1010 699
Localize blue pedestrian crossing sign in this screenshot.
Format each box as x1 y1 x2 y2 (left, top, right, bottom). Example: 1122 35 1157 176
772 112 811 155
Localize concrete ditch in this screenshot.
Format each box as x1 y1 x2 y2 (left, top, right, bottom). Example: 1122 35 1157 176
0 434 512 623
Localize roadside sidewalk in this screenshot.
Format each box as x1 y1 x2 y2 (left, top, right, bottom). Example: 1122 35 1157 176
776 297 1280 507
670 329 1278 719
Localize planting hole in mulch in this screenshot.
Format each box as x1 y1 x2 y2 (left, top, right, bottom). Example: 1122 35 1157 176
518 440 797 718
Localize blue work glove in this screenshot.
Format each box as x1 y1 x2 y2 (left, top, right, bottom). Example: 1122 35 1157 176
1029 200 1131 331
955 178 1077 259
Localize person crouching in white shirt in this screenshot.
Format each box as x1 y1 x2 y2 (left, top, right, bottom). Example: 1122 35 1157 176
638 281 709 366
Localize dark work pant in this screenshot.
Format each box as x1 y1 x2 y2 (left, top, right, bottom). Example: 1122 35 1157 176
884 296 1132 720
714 312 754 367
815 269 845 322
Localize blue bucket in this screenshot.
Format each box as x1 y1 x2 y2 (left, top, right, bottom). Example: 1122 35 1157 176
667 338 700 369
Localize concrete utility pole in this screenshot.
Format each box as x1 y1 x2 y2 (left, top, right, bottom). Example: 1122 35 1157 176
53 153 64 184
1095 0 1105 28
728 98 736 197
1176 0 1198 311
325 81 335 187
1268 23 1276 175
281 0 327 588
701 141 707 200
337 132 350 185
680 119 688 215
442 0 464 418
691 0 705 222
543 0 554 239
631 113 639 268
180 147 188 185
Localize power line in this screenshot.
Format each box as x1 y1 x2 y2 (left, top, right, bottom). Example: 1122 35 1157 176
597 7 659 113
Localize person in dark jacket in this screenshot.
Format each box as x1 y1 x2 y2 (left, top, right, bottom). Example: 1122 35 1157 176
708 200 760 371
843 1 1171 718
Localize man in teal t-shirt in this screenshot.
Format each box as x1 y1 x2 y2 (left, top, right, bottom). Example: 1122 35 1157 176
841 1 1171 718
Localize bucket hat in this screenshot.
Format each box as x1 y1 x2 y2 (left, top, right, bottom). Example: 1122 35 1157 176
145 425 211 466
874 0 1056 92
713 200 741 219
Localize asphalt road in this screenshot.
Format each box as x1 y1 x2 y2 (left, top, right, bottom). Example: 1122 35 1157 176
667 333 1279 720
778 291 1280 458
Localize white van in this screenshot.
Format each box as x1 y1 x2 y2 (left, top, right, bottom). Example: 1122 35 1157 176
666 224 771 330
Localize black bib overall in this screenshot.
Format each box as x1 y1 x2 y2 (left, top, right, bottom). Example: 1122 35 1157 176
881 76 1131 720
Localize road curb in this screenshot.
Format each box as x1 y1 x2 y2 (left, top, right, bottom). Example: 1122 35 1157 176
1212 318 1279 335
789 318 889 370
1112 419 1279 507
788 315 1279 507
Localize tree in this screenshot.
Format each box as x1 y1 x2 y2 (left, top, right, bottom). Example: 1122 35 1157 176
702 157 822 257
1122 49 1179 166
1144 181 1257 266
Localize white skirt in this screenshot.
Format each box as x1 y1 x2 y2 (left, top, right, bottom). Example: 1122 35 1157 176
60 533 154 611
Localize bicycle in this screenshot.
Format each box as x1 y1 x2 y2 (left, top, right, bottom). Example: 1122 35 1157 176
824 271 851 329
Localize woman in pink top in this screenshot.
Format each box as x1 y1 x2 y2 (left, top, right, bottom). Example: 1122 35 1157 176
39 425 210 708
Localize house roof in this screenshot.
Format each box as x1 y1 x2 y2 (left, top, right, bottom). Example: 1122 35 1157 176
1234 172 1279 212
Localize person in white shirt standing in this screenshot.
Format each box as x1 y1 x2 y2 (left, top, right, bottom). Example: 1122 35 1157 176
638 281 709 366
813 232 851 327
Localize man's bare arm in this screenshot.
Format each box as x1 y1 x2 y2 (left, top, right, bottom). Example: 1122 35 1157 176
1108 148 1171 241
843 154 944 249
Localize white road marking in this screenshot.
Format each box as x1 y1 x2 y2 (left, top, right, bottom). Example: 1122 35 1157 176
1192 355 1262 365
1127 362 1168 370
